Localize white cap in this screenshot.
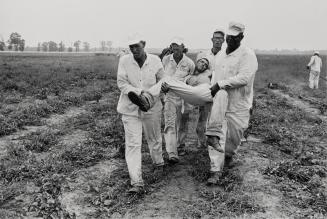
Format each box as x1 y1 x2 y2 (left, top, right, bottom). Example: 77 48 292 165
214 28 225 35
127 33 144 46
226 22 245 36
196 52 209 62
314 51 319 55
169 36 185 46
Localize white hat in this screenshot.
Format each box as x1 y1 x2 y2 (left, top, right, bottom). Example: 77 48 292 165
127 33 144 46
196 52 209 62
214 28 225 35
314 51 319 55
226 22 245 36
169 36 185 46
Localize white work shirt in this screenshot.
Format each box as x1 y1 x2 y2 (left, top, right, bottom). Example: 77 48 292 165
212 45 258 112
162 54 195 101
307 55 322 72
162 54 195 81
117 53 163 116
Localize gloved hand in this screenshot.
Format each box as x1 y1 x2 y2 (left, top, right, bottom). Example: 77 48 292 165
306 66 310 70
210 82 220 97
161 82 170 94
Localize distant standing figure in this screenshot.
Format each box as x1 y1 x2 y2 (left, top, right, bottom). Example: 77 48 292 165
307 51 322 89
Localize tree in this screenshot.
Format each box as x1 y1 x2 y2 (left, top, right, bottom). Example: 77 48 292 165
18 39 25 51
73 40 81 52
42 42 49 52
48 41 58 52
58 41 65 52
8 32 23 51
100 41 106 51
68 47 73 52
0 41 5 51
83 42 90 52
37 43 41 52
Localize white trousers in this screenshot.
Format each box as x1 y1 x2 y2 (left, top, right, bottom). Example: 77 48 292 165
122 112 164 187
206 93 250 172
309 70 320 89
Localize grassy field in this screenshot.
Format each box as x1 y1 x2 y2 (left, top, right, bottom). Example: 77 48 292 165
0 52 326 218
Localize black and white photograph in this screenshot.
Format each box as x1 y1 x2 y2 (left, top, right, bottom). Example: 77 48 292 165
0 0 326 218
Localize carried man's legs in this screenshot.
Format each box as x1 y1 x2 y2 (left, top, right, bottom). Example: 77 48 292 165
129 77 213 108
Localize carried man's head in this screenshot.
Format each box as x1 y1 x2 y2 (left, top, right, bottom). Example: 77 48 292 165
127 33 146 60
196 57 209 73
212 28 225 49
170 37 185 56
226 22 245 50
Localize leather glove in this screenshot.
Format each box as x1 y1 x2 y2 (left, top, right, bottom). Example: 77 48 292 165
210 82 220 97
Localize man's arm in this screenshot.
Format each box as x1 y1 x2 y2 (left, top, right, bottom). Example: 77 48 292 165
189 60 195 75
307 56 314 67
217 52 258 90
183 59 196 83
117 58 142 95
154 55 166 82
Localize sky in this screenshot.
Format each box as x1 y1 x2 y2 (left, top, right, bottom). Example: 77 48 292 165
1 0 326 50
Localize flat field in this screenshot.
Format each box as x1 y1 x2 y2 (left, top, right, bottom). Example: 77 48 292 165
0 53 326 218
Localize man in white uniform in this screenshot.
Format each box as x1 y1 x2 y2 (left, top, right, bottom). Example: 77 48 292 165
197 28 225 71
116 34 165 194
206 22 258 185
307 51 322 89
161 37 195 163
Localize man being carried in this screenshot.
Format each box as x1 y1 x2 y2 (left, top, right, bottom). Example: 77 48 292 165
191 28 225 148
186 56 213 148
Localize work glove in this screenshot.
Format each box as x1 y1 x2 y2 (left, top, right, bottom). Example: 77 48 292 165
161 82 170 94
210 82 220 97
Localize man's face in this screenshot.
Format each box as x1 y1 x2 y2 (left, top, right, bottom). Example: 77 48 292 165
196 59 209 73
226 33 243 50
211 32 224 48
171 43 184 56
129 42 145 59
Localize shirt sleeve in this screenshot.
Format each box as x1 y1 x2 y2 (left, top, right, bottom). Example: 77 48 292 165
307 56 314 67
162 55 169 69
117 57 142 95
189 60 195 75
155 57 165 81
217 52 258 89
